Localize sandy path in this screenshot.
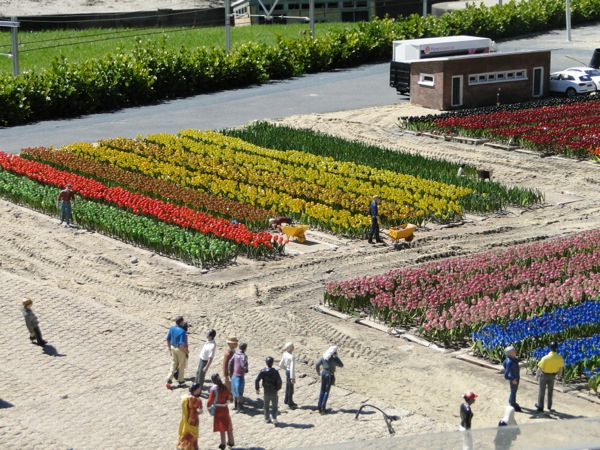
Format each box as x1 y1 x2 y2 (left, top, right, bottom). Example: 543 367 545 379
1 102 600 449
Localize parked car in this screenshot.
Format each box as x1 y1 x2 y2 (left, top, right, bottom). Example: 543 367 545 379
565 67 600 90
549 71 596 97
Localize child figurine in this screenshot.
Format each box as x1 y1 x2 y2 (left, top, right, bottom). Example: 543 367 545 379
459 391 477 430
459 391 477 450
21 298 47 346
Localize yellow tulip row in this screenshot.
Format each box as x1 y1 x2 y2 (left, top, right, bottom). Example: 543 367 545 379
67 131 473 232
64 141 372 232
138 132 470 221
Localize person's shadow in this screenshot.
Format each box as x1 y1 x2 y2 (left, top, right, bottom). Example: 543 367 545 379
0 399 14 409
41 344 66 357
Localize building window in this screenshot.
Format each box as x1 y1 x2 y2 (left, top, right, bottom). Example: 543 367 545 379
343 1 354 7
418 73 435 87
468 69 527 85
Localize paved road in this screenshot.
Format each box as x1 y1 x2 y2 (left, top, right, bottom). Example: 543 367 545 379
1 22 599 153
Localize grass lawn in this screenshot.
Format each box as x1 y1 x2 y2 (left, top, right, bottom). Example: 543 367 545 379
0 22 354 73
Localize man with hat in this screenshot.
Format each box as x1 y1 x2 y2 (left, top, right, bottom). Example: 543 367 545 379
165 316 188 390
502 346 522 412
21 297 47 346
222 336 238 401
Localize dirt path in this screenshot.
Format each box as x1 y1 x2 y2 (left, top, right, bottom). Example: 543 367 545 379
2 103 600 449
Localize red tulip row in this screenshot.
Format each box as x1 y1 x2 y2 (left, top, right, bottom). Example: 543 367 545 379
0 152 275 252
324 229 600 343
20 146 273 230
432 100 600 157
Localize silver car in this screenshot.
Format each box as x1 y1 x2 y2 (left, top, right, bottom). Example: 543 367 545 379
549 71 596 97
565 67 600 90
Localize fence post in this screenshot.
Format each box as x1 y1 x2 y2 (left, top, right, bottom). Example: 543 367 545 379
11 16 19 75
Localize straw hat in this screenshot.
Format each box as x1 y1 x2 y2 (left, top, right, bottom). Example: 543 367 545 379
226 336 239 344
22 298 33 307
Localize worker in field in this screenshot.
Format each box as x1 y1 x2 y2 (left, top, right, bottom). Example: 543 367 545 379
269 217 293 231
57 183 76 227
368 195 383 244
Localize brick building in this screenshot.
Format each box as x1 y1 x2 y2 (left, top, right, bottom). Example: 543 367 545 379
409 50 551 110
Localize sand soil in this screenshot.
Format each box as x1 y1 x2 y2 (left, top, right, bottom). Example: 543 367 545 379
1 102 600 449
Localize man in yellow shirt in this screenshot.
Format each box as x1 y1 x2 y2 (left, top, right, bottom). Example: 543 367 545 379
535 341 564 412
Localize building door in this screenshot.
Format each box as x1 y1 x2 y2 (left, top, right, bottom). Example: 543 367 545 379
451 76 463 107
533 67 543 97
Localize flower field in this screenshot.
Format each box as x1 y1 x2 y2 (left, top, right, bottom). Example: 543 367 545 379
3 127 544 266
0 152 282 267
400 96 600 158
324 230 600 382
46 130 501 233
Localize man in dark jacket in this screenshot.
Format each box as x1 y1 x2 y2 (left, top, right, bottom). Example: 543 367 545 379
255 356 282 425
368 195 382 244
502 346 522 412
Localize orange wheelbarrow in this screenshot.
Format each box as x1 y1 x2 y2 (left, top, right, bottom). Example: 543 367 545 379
281 224 310 243
388 223 416 243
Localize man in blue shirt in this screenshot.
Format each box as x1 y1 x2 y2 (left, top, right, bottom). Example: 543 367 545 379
166 316 188 390
502 346 522 412
368 195 383 244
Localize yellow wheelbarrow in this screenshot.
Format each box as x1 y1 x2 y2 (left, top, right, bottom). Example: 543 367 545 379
388 223 416 243
281 224 310 243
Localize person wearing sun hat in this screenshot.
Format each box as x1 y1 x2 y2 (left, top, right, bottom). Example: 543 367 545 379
222 336 239 401
21 297 47 346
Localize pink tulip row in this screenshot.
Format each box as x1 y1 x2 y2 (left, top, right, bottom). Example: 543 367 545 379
324 230 600 341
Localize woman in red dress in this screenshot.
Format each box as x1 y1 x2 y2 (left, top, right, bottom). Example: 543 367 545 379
208 373 234 450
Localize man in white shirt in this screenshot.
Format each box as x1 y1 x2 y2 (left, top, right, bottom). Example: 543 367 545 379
195 329 217 394
279 342 297 409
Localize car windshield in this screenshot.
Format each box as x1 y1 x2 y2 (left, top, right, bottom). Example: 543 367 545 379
579 75 592 81
584 69 600 76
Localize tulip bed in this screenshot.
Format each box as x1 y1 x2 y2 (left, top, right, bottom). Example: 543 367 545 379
0 152 283 267
400 96 600 158
56 131 483 234
324 230 600 341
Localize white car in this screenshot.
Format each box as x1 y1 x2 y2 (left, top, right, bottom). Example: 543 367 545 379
549 71 596 97
565 67 600 90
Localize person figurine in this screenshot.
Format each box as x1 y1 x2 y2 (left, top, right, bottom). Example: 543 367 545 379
57 183 76 227
229 342 249 411
315 345 343 414
279 342 297 409
535 341 565 412
166 316 189 390
173 321 190 382
177 383 203 450
494 405 520 450
195 329 217 394
268 217 293 231
459 391 477 430
367 195 382 244
207 373 234 450
502 346 522 412
222 336 239 402
21 297 47 346
459 391 477 450
255 356 283 425
458 163 466 177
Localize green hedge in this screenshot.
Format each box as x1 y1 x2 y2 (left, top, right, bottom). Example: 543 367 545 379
1 0 600 126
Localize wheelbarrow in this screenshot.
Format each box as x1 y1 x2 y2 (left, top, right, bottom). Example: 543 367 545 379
388 223 416 243
281 224 310 243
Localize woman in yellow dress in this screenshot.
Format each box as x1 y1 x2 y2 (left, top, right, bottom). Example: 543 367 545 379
177 383 203 450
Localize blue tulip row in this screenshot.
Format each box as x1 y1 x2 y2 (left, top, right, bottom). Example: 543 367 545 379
472 299 600 350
